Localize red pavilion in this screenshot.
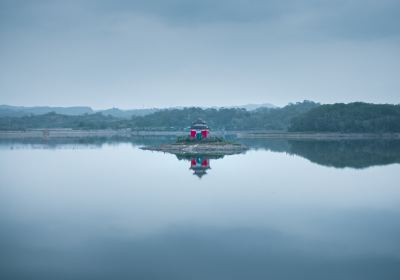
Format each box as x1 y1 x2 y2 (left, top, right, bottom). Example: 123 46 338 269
190 119 209 140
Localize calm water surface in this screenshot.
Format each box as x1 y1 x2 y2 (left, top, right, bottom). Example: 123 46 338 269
0 139 399 279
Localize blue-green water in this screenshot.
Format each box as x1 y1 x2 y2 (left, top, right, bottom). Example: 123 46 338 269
0 139 399 279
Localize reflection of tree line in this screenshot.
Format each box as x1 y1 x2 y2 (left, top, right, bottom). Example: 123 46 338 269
238 138 400 169
3 137 400 169
0 136 177 149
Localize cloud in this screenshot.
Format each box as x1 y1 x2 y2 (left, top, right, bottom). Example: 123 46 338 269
2 0 400 38
0 0 399 107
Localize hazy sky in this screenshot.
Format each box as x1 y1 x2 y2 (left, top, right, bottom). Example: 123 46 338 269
0 0 399 108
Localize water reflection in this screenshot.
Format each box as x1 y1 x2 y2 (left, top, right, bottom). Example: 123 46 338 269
1 137 400 169
238 139 400 169
189 156 210 178
1 138 400 280
175 155 225 178
0 136 176 150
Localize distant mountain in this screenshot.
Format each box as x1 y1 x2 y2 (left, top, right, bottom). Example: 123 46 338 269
97 108 159 118
96 104 277 118
0 105 159 118
0 105 93 117
0 103 277 118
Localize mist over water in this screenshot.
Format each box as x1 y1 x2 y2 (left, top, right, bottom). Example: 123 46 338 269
1 139 400 279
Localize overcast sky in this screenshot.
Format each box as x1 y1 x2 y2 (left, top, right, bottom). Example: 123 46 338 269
0 0 399 108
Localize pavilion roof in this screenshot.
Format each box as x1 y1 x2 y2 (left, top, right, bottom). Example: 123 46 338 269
191 118 209 130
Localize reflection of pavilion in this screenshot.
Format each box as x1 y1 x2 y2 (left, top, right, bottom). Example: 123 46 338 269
175 154 224 178
190 157 211 178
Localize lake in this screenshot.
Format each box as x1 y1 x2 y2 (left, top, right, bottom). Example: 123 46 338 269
1 138 400 279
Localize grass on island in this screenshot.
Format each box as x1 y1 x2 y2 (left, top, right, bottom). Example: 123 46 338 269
175 135 237 145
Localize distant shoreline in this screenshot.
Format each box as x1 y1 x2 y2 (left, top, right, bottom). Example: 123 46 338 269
0 129 399 140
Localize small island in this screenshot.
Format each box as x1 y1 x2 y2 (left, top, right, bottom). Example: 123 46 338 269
141 119 248 156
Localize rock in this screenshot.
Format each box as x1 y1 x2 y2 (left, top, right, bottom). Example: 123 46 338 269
141 143 248 156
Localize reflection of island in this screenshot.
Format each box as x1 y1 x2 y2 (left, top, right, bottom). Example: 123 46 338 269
145 118 241 178
176 154 225 178
3 134 400 170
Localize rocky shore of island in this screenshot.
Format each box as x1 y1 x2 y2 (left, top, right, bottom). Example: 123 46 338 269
141 142 248 156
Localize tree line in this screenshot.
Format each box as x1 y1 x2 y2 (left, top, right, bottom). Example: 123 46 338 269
289 102 400 133
1 101 400 133
0 101 318 131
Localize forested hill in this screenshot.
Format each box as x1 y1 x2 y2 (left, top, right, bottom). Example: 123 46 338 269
289 103 400 133
128 101 318 130
0 101 318 131
1 101 399 132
